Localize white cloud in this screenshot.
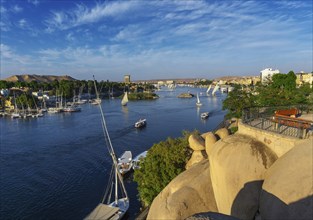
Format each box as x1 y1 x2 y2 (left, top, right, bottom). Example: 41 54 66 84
18 19 27 28
45 1 138 31
0 44 30 64
66 33 75 42
27 0 40 6
12 5 23 13
0 6 10 31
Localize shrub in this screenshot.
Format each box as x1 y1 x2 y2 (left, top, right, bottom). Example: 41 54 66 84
133 131 193 207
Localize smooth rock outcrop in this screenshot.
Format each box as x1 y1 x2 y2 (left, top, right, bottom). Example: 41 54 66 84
185 150 206 169
259 141 313 220
186 212 240 220
209 134 277 220
215 128 229 139
189 134 205 151
204 132 217 156
147 160 218 220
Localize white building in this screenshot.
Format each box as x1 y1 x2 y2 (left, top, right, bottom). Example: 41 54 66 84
260 68 280 83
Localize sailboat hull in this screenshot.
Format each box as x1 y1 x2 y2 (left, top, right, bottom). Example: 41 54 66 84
85 198 129 220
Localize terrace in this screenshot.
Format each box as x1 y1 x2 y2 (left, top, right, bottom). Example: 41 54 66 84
242 105 313 139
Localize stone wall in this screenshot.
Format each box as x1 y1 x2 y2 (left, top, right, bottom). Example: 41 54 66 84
238 120 303 157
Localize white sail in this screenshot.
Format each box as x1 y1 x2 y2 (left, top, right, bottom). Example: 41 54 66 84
206 84 212 94
196 93 202 106
212 84 219 96
121 92 128 106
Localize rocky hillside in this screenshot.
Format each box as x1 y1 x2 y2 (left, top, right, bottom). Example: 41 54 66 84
3 74 77 83
147 124 313 220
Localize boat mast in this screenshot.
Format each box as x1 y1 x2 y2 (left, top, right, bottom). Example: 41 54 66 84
93 76 128 203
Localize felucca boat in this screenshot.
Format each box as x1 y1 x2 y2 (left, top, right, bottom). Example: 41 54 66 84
196 93 202 106
85 77 129 220
121 92 128 106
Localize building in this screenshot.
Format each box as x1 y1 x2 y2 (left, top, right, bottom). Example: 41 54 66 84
260 68 280 83
124 75 131 84
296 72 313 87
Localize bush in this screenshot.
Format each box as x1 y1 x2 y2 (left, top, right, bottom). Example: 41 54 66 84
229 126 238 134
133 131 193 207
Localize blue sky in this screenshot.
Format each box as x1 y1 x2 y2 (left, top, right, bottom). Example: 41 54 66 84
0 0 312 81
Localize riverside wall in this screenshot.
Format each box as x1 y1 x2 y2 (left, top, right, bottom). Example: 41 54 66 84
238 120 307 157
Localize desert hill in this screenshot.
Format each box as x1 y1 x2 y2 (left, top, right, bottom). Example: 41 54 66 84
3 74 77 83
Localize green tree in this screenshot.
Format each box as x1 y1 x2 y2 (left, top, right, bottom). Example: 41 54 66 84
222 85 256 118
271 71 296 91
0 80 13 89
134 131 192 207
59 80 74 99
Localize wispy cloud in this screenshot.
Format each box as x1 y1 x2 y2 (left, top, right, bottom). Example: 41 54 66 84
12 5 23 13
45 1 137 32
0 44 30 64
274 0 311 9
1 0 312 79
0 5 11 31
27 0 40 6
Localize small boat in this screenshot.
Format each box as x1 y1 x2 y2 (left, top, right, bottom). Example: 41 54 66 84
135 119 146 128
11 92 20 119
118 151 133 175
212 84 219 96
201 112 209 119
132 151 148 170
63 105 81 112
121 92 128 106
196 93 202 106
91 81 102 105
90 98 101 105
206 84 212 94
11 112 20 119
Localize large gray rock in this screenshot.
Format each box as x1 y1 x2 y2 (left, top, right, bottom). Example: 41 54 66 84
259 140 313 220
147 160 218 220
209 134 277 220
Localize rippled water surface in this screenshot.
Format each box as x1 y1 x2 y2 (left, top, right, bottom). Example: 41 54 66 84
0 87 226 219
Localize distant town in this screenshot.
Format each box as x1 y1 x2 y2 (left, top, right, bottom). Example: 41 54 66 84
2 68 313 86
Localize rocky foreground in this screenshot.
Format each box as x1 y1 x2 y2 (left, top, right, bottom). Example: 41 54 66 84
147 122 313 220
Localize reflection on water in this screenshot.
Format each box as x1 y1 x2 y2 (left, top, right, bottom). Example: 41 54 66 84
0 87 226 219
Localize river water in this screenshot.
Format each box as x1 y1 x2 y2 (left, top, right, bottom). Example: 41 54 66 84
0 87 226 219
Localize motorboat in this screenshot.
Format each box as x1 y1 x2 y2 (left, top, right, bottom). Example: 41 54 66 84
201 112 209 119
118 151 133 175
135 119 146 128
132 151 148 170
11 112 20 119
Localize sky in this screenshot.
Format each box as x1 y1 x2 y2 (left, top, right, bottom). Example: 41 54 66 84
0 0 312 81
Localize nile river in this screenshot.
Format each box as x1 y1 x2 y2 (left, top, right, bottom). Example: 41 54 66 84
0 87 226 219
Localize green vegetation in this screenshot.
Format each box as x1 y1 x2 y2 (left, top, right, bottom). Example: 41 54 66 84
0 79 158 107
223 71 313 118
229 126 238 134
195 79 213 86
127 92 159 100
134 131 193 207
222 85 255 118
